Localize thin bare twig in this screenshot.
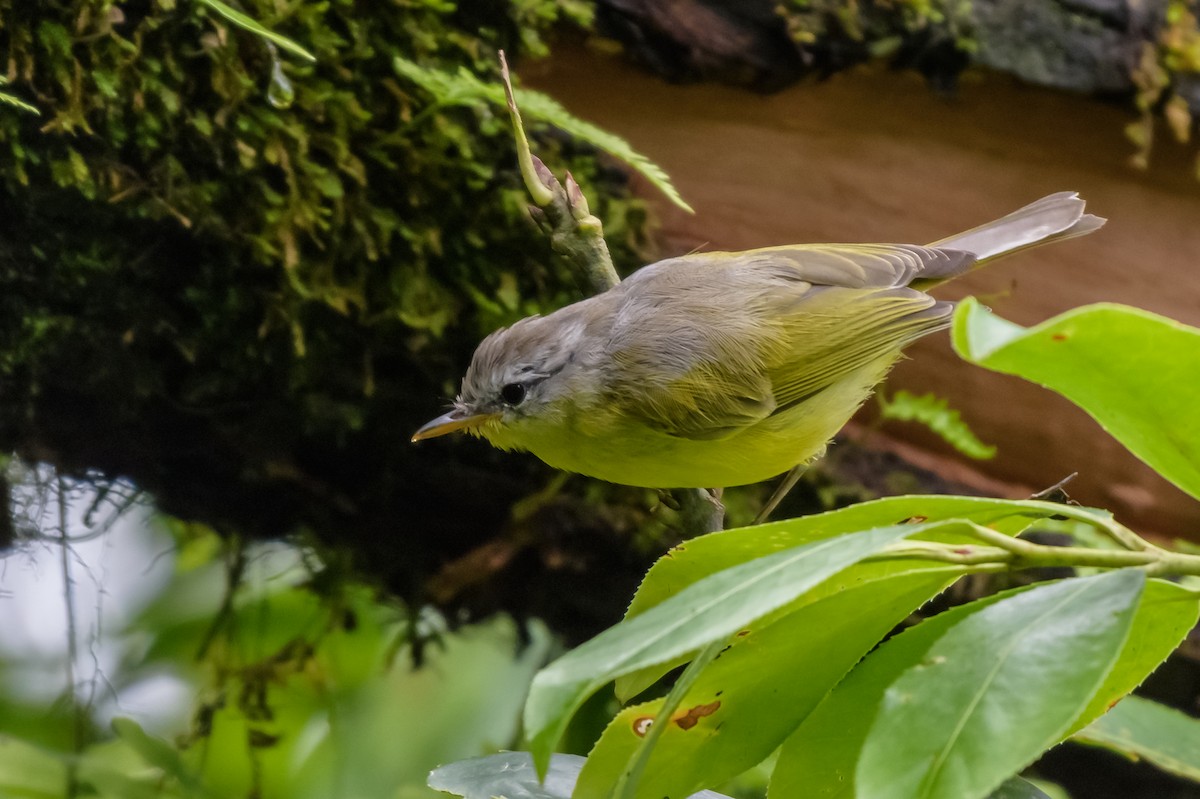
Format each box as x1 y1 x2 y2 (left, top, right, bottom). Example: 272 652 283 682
57 478 83 798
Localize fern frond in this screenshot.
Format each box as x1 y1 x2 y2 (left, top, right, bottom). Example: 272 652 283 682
394 57 693 213
878 390 997 460
0 76 38 115
0 92 38 115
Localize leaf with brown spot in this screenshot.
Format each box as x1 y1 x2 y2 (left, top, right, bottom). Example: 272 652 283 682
674 701 720 731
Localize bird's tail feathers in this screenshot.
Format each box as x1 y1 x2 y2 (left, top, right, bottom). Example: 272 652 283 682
913 192 1104 290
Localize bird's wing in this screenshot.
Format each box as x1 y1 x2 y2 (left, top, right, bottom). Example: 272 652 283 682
605 245 958 440
652 243 976 289
762 286 949 409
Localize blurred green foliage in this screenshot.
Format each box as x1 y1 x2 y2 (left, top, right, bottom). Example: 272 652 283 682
0 515 554 799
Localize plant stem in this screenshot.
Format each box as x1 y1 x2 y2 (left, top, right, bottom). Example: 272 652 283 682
498 51 554 208
992 500 1158 552
871 541 1014 567
876 534 1200 578
612 638 726 799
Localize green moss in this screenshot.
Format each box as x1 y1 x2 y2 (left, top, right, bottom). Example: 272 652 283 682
0 1 649 361
0 1 653 394
0 1 656 619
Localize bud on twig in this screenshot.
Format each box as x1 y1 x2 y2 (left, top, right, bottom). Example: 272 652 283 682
564 172 591 220
531 155 557 193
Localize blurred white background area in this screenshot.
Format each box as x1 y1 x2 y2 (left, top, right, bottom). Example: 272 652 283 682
1 462 190 734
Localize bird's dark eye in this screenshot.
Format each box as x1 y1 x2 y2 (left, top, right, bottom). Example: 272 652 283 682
500 382 526 406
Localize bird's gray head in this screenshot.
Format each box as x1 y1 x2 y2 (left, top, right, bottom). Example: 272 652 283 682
411 311 588 448
462 313 581 415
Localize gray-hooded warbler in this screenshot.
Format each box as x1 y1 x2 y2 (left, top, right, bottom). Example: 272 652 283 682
414 192 1103 488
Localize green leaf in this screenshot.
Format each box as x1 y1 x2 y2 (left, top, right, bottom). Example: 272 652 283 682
523 525 912 773
573 568 959 799
196 0 316 62
1067 579 1199 734
878 390 996 459
1021 780 1073 799
78 738 193 799
953 299 1200 500
856 569 1145 799
774 571 1146 799
772 586 1020 799
0 735 68 798
986 777 1053 798
427 752 733 799
393 57 692 212
625 496 1110 621
111 717 208 795
615 496 1113 700
1075 695 1200 782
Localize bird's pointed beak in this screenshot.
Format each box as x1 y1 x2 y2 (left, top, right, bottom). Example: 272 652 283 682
411 408 497 442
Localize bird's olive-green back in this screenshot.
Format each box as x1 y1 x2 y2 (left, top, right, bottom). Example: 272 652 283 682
599 245 967 440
